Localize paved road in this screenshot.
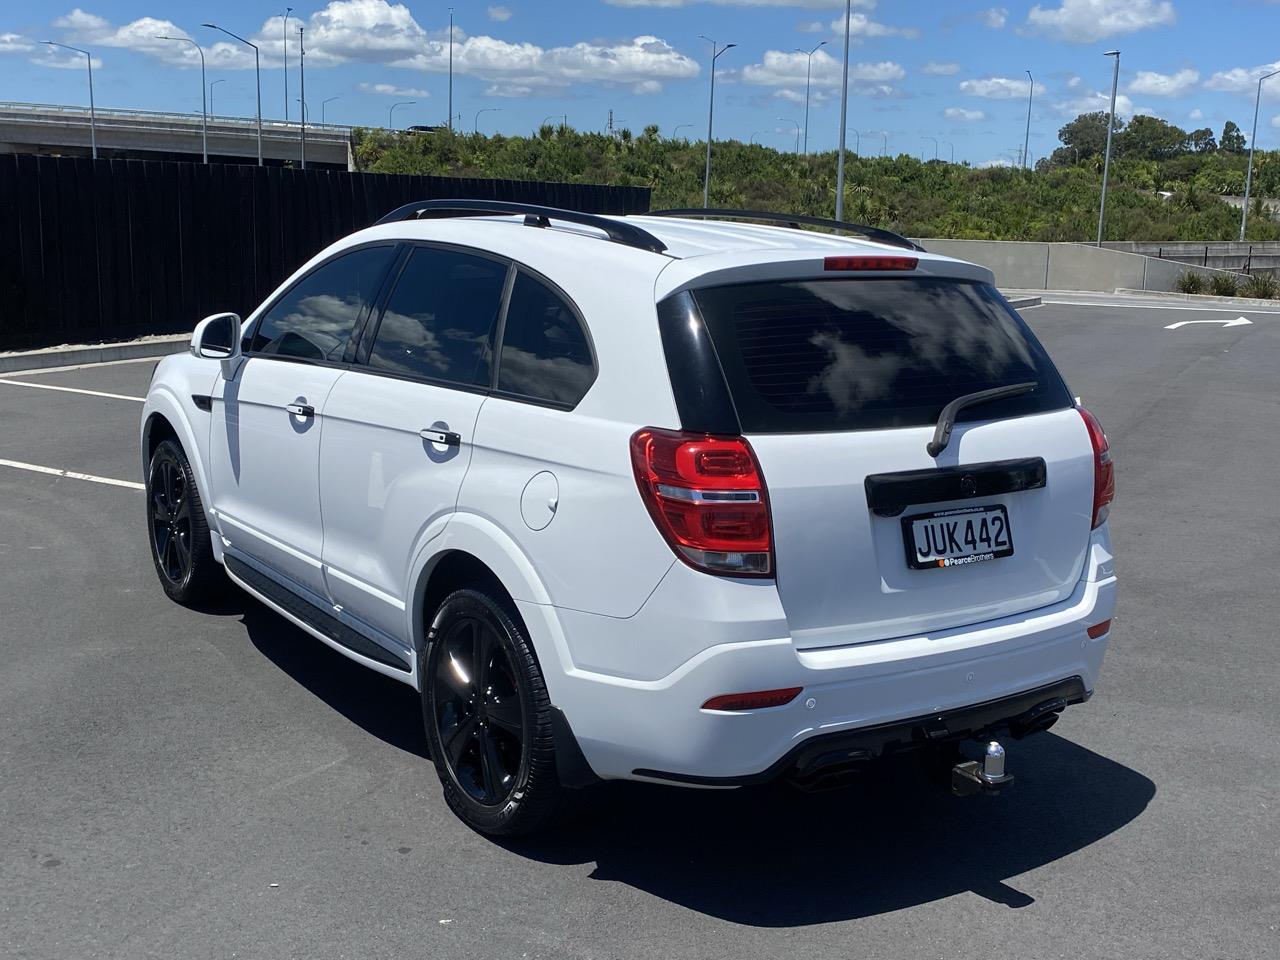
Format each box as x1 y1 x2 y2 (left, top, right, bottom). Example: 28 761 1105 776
2 295 1277 959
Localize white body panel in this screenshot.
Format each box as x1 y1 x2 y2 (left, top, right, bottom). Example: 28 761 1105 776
143 211 1117 788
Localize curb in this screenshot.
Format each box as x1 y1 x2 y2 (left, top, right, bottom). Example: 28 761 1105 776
1005 296 1042 309
0 335 189 375
1113 288 1280 308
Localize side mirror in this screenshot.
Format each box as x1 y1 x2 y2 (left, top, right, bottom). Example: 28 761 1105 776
192 312 244 379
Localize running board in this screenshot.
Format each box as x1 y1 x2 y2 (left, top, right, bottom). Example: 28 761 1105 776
225 556 411 673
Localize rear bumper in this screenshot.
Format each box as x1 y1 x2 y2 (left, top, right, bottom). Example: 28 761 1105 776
536 533 1115 784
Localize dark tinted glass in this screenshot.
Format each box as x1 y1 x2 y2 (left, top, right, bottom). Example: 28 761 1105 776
497 272 595 406
368 247 507 386
248 246 392 360
692 278 1071 434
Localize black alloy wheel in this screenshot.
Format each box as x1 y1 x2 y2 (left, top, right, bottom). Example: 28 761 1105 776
150 454 193 585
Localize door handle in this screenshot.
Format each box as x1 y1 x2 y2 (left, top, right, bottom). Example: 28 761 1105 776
286 402 315 418
420 428 462 447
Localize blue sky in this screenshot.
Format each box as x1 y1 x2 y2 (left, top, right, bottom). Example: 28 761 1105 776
2 0 1279 165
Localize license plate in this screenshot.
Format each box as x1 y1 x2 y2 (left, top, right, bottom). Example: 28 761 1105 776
902 504 1013 570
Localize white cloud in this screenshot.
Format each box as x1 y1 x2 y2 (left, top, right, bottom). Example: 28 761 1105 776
1053 89 1138 119
797 21 826 33
0 32 34 52
740 49 905 91
944 107 986 121
357 82 428 97
484 83 534 97
981 7 1008 28
1025 0 1176 43
1189 108 1203 120
1272 114 1280 129
606 0 873 7
1206 61 1280 97
53 8 202 65
1128 69 1198 97
978 158 1014 168
486 5 513 21
632 79 663 94
829 12 920 41
922 61 960 76
959 76 1031 99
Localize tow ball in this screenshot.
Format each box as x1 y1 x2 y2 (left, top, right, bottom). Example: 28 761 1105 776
951 740 1015 796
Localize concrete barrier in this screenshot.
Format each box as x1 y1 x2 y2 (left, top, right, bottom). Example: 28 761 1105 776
917 239 1232 293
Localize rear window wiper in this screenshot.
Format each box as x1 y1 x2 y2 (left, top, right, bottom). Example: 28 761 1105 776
927 382 1037 457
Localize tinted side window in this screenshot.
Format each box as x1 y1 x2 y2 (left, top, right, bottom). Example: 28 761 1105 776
367 247 507 386
497 272 595 406
248 246 393 361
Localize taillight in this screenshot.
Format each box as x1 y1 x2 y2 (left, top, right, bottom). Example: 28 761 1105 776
824 255 918 271
702 687 802 712
1078 407 1115 529
630 428 773 577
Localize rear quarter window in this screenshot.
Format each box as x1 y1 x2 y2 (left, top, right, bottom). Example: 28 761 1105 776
690 277 1072 434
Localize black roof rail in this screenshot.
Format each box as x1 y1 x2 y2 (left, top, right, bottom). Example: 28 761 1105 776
645 208 924 252
373 199 668 254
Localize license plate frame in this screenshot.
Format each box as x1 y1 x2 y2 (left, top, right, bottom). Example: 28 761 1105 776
901 504 1014 570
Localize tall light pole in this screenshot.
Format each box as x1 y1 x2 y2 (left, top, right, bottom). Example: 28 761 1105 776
204 24 262 165
853 128 860 155
1241 68 1280 241
42 41 96 159
863 129 885 157
1022 70 1034 170
834 0 852 220
1096 50 1120 246
321 96 339 125
795 40 826 155
922 135 939 160
944 140 955 163
699 35 736 207
297 26 306 169
155 36 207 164
209 78 226 115
390 101 415 129
778 117 800 152
674 122 694 139
474 107 500 134
750 130 767 145
448 7 454 132
282 7 291 121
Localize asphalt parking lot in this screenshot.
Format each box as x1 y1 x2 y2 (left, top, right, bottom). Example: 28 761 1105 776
2 292 1278 959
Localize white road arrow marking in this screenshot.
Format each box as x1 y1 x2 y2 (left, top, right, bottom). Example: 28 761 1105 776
1164 316 1253 330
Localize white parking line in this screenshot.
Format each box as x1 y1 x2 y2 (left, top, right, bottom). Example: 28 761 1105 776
0 378 145 402
0 458 143 490
1042 299 1280 316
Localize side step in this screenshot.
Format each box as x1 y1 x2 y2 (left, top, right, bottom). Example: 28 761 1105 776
225 556 411 673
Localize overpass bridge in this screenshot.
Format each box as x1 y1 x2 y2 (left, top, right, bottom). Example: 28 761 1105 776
0 101 354 169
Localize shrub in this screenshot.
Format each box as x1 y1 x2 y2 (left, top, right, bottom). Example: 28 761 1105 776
1241 271 1280 299
1208 272 1240 297
1175 270 1207 294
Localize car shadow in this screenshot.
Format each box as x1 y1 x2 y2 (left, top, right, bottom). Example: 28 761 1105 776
221 590 1154 926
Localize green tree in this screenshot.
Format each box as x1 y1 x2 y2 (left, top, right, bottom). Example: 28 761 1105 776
1058 111 1123 158
1118 115 1190 160
1189 128 1217 153
1221 121 1247 154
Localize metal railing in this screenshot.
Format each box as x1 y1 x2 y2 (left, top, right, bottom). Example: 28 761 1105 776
0 100 353 137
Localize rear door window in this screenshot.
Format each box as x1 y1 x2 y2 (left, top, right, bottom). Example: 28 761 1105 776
690 278 1072 433
248 245 394 361
496 271 595 407
366 246 508 387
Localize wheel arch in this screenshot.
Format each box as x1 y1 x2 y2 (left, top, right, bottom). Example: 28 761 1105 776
141 389 219 557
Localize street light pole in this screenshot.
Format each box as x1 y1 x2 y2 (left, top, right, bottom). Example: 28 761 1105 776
389 101 415 129
1022 70 1033 170
834 0 852 220
1096 50 1120 246
945 140 955 163
282 7 291 121
210 78 226 115
795 40 826 155
673 123 694 139
155 36 207 163
42 42 96 159
448 7 454 133
204 24 262 165
1241 68 1280 241
778 118 801 152
297 26 305 169
321 96 338 126
699 35 736 208
923 135 938 160
474 107 500 134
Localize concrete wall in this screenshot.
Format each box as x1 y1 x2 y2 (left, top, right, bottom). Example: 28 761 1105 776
1102 240 1280 275
917 239 1231 292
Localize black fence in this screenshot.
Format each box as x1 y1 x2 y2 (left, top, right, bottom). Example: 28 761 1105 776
0 154 651 351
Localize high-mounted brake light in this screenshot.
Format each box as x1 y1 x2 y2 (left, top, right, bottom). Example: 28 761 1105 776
630 428 774 577
824 255 918 272
1078 407 1115 529
702 687 802 712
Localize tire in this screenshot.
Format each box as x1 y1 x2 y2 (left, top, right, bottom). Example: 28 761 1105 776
421 587 563 836
145 438 222 605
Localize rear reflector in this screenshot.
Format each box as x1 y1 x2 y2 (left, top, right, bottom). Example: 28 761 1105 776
631 428 774 577
824 255 918 272
1078 407 1115 529
702 687 803 712
1087 620 1112 639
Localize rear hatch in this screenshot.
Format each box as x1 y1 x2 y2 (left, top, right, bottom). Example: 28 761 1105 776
690 274 1095 649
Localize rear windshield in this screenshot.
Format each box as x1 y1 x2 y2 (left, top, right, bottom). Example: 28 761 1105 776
691 277 1072 434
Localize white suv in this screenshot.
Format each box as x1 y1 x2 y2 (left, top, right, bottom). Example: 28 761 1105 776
141 202 1116 835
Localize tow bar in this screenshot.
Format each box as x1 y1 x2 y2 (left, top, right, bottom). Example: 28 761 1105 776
951 740 1015 796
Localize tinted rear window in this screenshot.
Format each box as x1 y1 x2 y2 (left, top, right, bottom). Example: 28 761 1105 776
691 278 1072 434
